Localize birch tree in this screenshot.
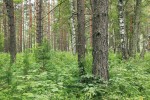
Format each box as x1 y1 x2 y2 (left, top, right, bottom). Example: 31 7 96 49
70 0 76 54
118 0 128 59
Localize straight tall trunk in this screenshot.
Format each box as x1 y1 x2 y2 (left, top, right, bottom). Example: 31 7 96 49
4 0 16 63
77 0 86 76
22 2 25 51
48 0 51 45
29 0 32 49
36 0 43 45
132 0 141 56
92 0 109 81
70 0 76 54
52 0 55 49
19 2 23 52
118 0 128 59
90 14 92 46
129 15 133 56
3 1 9 52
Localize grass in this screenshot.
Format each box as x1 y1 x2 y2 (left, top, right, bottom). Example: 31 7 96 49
0 51 150 100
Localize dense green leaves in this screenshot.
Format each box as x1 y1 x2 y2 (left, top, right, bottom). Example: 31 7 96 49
0 52 150 99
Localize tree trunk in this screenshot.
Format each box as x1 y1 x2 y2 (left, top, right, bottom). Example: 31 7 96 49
52 0 55 49
129 15 133 56
92 0 109 81
29 0 32 49
18 2 23 52
90 13 93 46
36 0 43 45
140 39 146 59
47 0 51 46
132 0 141 56
22 2 25 51
4 0 16 63
77 0 86 76
3 1 9 52
118 0 128 59
70 0 76 54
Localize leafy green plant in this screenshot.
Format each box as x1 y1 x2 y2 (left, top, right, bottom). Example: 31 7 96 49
23 50 30 75
0 52 150 99
34 40 51 70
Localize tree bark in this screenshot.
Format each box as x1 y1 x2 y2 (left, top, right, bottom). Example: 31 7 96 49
77 0 86 76
48 0 51 46
132 0 141 56
36 0 43 45
92 0 109 81
118 0 128 59
70 0 76 54
18 2 23 52
29 0 32 49
3 1 9 52
4 0 16 63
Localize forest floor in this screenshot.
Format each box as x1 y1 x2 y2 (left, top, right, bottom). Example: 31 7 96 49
0 51 150 100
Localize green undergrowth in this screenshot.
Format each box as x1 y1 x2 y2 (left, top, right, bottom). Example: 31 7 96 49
0 52 150 100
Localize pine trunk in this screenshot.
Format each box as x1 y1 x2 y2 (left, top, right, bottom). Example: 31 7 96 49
3 1 9 52
4 0 16 63
92 0 109 81
77 0 86 76
36 0 43 45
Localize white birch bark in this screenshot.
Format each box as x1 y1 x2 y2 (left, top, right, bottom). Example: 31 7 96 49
118 0 127 59
70 0 76 54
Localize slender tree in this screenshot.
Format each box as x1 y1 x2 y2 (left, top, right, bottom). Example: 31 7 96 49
118 0 128 59
18 2 23 52
70 0 76 54
3 0 9 52
77 0 86 76
92 0 109 81
132 0 141 56
29 0 32 49
47 0 51 45
36 0 43 45
4 0 16 63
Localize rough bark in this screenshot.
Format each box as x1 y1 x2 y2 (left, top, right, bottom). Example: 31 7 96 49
132 0 141 56
48 0 51 45
18 2 23 52
140 39 146 59
90 13 93 46
90 0 93 47
129 15 133 56
36 0 43 45
22 2 25 51
29 0 32 49
77 0 86 76
92 0 109 81
52 0 55 49
4 0 16 63
3 1 9 52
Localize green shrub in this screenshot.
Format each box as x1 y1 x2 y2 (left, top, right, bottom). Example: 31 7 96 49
0 52 150 99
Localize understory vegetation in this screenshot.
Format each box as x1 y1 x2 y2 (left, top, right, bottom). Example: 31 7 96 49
0 51 150 100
